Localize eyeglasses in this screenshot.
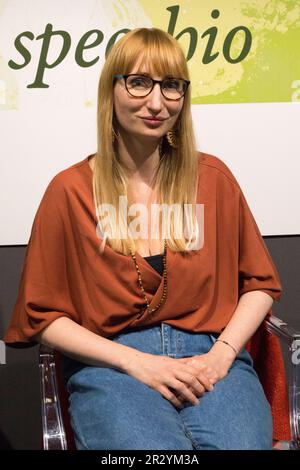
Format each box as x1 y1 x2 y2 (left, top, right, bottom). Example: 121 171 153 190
114 74 190 100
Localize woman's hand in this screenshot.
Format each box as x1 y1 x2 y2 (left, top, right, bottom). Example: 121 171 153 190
123 351 214 410
177 343 237 386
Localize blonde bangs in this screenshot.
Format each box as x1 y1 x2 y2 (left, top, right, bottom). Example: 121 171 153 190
112 29 189 81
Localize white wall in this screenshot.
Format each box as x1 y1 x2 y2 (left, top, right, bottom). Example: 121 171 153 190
1 0 299 244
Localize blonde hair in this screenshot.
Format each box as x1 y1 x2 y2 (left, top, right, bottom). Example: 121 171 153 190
93 27 201 256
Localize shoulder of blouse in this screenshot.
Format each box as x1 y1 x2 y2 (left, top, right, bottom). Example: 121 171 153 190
197 151 242 190
43 157 89 194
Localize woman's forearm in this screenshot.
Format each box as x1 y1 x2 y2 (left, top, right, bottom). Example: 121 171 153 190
34 316 144 372
210 290 274 359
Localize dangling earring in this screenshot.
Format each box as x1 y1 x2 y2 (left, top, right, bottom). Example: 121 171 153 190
112 126 119 143
166 129 178 148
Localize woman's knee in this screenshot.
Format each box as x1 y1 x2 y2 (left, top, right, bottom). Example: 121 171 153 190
74 427 194 450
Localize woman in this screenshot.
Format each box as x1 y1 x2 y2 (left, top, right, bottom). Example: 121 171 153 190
5 28 283 450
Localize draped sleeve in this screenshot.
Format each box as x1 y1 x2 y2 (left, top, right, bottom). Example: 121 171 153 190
238 188 282 301
4 174 78 345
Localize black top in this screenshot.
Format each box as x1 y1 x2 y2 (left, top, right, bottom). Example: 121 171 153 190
143 254 163 276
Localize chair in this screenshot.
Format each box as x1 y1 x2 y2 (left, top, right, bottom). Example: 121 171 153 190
264 316 300 450
39 345 75 450
39 315 300 450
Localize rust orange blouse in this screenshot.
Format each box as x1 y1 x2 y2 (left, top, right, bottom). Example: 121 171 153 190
4 152 283 344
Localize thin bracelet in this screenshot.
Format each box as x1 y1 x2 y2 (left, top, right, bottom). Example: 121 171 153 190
215 339 238 356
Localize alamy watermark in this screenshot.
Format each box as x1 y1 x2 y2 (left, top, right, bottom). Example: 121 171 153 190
0 340 6 364
95 198 205 250
291 339 300 365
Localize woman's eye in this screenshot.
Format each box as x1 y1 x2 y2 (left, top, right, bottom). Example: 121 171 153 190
130 77 150 87
164 80 180 89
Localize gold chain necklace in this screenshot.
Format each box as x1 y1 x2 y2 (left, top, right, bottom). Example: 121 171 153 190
129 239 168 316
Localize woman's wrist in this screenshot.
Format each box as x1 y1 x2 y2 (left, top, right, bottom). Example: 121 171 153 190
209 340 237 365
215 339 238 356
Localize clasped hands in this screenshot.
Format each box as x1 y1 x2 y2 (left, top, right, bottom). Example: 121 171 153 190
173 349 235 406
124 344 237 410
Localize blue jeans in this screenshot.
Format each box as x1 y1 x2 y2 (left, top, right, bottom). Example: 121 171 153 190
62 323 273 450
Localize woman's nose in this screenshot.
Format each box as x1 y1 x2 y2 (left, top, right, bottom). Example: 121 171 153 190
146 83 163 110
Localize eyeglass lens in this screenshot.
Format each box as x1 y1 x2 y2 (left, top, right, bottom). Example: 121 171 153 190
126 75 187 99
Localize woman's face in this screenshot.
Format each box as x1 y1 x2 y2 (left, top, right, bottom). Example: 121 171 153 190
113 58 184 142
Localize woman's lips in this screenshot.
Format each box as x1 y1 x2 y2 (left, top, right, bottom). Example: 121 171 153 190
141 117 165 126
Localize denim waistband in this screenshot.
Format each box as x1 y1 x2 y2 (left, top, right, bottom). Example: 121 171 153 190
109 322 219 358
